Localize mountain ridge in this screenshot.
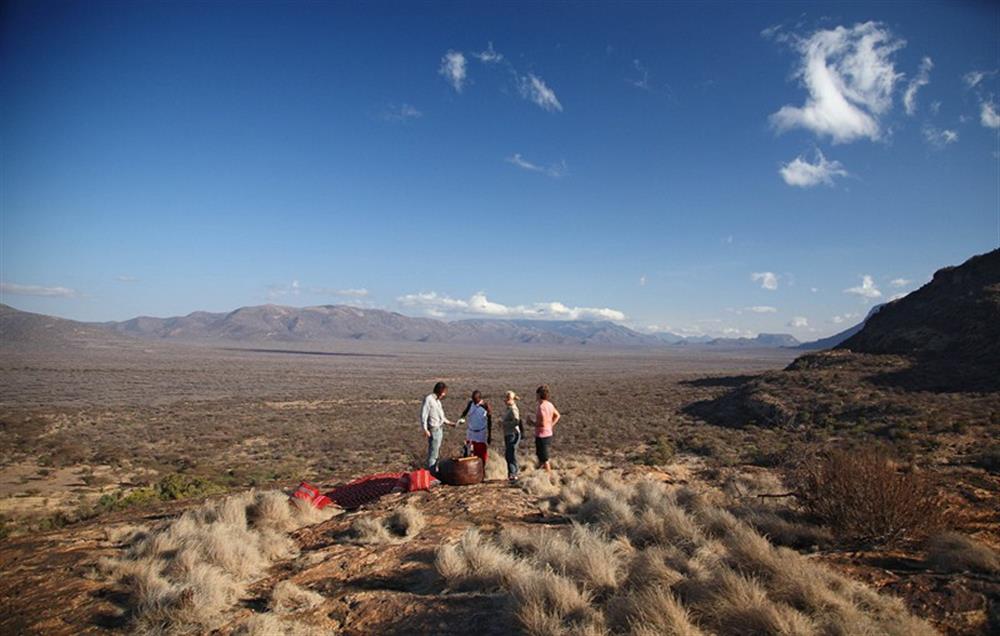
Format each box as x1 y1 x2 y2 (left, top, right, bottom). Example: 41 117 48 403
1 303 802 349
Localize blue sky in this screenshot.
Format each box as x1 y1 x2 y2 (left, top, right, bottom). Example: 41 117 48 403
2 1 997 338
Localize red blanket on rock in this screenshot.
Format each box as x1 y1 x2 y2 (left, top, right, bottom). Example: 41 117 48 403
324 472 406 509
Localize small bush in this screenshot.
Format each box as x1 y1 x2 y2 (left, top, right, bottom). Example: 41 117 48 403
925 532 1000 573
788 448 946 545
641 436 676 466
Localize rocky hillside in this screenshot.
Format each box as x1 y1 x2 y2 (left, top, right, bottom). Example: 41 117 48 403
837 249 1000 364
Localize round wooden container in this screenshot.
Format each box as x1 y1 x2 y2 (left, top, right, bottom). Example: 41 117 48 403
437 456 484 486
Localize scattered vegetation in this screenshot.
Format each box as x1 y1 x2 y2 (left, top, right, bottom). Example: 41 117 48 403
436 465 936 636
98 490 334 633
268 580 325 613
788 448 946 546
925 532 1000 574
348 503 425 545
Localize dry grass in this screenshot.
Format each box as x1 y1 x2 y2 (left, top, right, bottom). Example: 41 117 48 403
925 532 1000 573
100 489 334 634
269 580 324 613
349 503 426 545
435 461 938 636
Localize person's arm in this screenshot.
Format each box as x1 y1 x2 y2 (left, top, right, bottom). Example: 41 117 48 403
551 406 561 428
460 400 471 419
420 396 431 437
513 404 521 433
486 402 493 444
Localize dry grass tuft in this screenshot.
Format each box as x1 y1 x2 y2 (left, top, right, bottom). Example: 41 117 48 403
348 503 426 544
101 489 333 634
387 503 426 538
437 459 938 636
269 580 324 613
925 532 1000 573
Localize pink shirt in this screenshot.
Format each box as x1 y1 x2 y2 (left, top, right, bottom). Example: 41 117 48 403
535 400 559 438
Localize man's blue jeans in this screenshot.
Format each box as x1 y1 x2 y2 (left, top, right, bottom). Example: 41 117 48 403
427 427 444 469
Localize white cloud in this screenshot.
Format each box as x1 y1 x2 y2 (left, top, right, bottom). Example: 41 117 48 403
830 311 861 324
922 126 958 147
963 69 996 89
382 103 423 122
888 291 910 302
627 59 650 91
788 316 809 328
397 291 625 322
889 278 910 287
116 275 139 283
439 50 467 93
505 153 568 178
844 274 882 299
1 282 78 298
747 306 778 313
770 22 904 143
268 281 369 300
518 73 562 112
751 272 779 290
322 288 369 298
473 42 503 64
779 150 848 187
903 56 932 116
981 100 1000 129
810 287 819 293
639 275 647 287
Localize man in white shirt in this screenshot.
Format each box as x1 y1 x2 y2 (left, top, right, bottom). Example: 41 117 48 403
420 381 453 469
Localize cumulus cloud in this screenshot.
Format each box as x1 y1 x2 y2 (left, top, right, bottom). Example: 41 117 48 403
831 312 860 324
747 306 778 313
382 103 423 122
779 150 848 187
505 153 567 178
890 278 911 287
844 274 882 299
751 272 779 290
922 126 958 147
981 100 1000 129
788 316 809 328
1 282 78 298
903 56 933 115
770 22 904 143
518 73 562 112
439 50 467 92
473 42 503 64
397 291 625 321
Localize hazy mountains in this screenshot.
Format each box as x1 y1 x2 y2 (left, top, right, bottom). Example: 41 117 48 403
1 303 810 349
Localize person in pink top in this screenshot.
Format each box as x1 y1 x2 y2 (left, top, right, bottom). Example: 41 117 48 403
531 384 560 473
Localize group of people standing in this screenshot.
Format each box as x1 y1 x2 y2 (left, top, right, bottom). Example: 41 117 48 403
419 382 561 482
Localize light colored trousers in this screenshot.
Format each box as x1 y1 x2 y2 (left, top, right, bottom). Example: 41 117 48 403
427 427 444 468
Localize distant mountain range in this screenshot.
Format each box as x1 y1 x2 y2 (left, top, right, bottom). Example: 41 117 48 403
1 303 819 349
795 304 884 350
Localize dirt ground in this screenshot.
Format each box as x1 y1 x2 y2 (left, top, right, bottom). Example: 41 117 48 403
0 339 997 634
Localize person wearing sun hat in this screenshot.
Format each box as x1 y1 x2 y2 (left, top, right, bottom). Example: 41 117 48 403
501 390 522 482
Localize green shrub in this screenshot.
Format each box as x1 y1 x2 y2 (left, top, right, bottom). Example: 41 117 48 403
641 437 676 466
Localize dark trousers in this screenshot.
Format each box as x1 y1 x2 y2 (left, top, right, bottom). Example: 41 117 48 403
504 431 521 479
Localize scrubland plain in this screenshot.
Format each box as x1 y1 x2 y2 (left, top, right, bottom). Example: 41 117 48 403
1 338 997 634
